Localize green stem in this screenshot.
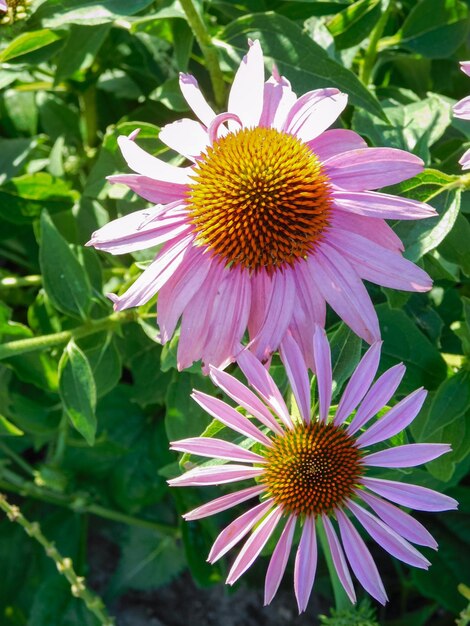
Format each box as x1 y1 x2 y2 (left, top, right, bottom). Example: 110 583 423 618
0 274 42 288
0 441 35 476
316 517 352 611
79 85 98 150
359 1 393 85
0 493 115 626
179 0 226 108
51 412 69 467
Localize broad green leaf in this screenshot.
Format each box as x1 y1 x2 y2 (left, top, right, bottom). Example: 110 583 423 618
54 23 111 83
59 340 97 445
39 211 92 320
165 371 213 442
36 0 156 26
0 29 62 62
221 12 385 119
425 410 470 482
329 323 363 399
0 137 39 185
439 214 470 277
2 91 38 136
327 0 382 50
83 334 122 398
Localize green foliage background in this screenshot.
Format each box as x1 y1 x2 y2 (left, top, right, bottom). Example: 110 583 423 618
0 0 469 624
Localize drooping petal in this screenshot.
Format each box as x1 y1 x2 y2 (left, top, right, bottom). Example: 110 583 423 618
179 73 216 126
279 332 311 425
356 388 427 448
332 209 404 252
191 390 273 447
362 477 459 512
294 517 317 613
228 39 265 129
453 95 470 120
183 485 265 521
284 89 348 143
226 506 283 585
313 326 332 422
363 443 451 468
159 118 209 160
168 464 264 487
358 491 438 549
308 129 367 161
334 342 382 426
332 190 436 220
170 437 266 464
336 509 388 605
321 515 356 603
259 72 297 129
347 363 406 435
460 61 470 77
347 501 430 569
264 515 296 605
208 499 274 563
459 147 470 170
107 174 188 204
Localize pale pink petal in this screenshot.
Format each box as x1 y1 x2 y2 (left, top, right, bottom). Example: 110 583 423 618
362 477 459 512
159 118 209 160
259 73 297 129
170 437 265 464
264 515 296 605
228 39 265 129
294 517 317 613
356 388 427 448
107 174 188 204
117 135 191 184
358 491 438 549
308 129 367 161
347 363 406 435
326 148 423 190
227 506 283 585
0 1 7 12
208 499 274 563
310 245 380 344
284 89 348 143
313 325 332 422
453 95 470 120
280 332 311 424
168 464 264 487
347 501 430 569
332 190 436 220
179 73 216 126
460 61 470 77
363 443 451 468
321 515 356 603
183 485 265 521
336 509 388 605
209 366 284 435
332 210 404 252
459 147 470 170
334 342 381 426
191 390 273 447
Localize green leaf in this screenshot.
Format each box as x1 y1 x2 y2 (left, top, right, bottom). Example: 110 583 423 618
0 137 40 185
0 29 62 62
82 334 122 399
439 214 470 277
36 0 157 26
54 23 111 83
165 372 213 442
59 341 97 445
0 414 24 436
327 0 382 50
329 323 363 399
221 12 385 119
39 211 92 320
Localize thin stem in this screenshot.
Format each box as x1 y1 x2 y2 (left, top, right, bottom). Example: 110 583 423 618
79 85 98 149
51 412 69 467
0 274 42 288
316 517 352 611
0 493 115 626
359 1 393 85
0 441 35 476
179 0 226 108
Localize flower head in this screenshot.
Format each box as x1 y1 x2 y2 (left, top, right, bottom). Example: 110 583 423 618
453 61 470 169
169 327 456 612
88 41 435 371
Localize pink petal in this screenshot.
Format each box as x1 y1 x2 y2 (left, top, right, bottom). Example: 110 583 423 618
310 245 380 344
107 174 187 204
0 1 7 11
363 443 451 468
335 342 382 426
228 39 265 129
308 129 367 161
226 506 283 585
459 147 470 170
209 366 284 435
347 363 406 435
321 515 356 603
326 148 423 190
460 61 470 77
358 491 438 549
259 73 297 129
179 73 216 126
191 390 273 447
453 95 470 120
356 387 427 448
332 190 436 220
117 135 191 184
332 209 404 252
159 118 209 160
183 485 265 521
168 464 264 487
294 517 317 613
280 332 311 425
170 437 265 464
284 89 348 143
347 501 430 569
208 499 274 563
336 509 388 605
313 325 332 422
362 477 459 512
264 515 296 605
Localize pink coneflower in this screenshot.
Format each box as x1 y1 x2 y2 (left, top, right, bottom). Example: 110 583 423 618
0 0 7 12
168 327 456 612
88 41 435 371
453 61 470 170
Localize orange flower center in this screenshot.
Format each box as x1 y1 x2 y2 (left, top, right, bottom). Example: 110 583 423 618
262 422 363 517
187 127 332 272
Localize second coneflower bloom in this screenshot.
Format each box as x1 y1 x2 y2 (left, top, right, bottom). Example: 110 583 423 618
88 41 435 371
169 328 456 612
